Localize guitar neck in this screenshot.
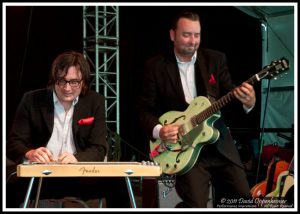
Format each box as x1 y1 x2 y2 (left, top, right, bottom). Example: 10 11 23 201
196 74 259 123
194 57 289 124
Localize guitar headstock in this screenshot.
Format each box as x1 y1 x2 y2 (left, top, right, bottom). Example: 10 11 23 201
259 57 289 80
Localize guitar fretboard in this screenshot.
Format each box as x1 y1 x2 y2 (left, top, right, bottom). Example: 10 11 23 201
192 58 289 125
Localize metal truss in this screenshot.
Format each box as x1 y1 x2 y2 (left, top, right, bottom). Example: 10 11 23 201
83 6 120 134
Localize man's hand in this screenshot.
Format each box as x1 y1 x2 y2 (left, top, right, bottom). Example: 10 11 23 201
57 152 78 164
159 124 180 144
25 147 54 163
233 82 256 109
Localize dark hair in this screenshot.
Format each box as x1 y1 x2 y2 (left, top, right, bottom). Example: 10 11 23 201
47 51 90 94
171 10 200 30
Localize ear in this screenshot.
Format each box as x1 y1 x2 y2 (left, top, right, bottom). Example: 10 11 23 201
170 29 175 42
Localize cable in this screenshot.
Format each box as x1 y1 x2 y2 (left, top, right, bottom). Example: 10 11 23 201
107 129 149 160
255 79 271 184
6 171 17 183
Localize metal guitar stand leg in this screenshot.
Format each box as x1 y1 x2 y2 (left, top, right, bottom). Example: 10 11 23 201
125 177 137 208
33 177 43 208
22 177 35 208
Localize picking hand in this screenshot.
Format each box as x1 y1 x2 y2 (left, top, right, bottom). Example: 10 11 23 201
159 124 180 144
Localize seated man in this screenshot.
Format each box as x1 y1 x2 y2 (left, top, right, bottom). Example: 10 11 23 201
6 51 130 208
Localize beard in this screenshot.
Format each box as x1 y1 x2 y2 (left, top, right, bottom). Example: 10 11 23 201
181 44 199 57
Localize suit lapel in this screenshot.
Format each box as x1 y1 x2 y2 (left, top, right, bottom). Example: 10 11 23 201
165 55 188 103
166 50 218 104
72 96 89 139
72 101 82 136
196 50 217 102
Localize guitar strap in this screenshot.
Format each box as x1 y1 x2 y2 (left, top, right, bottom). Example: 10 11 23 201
149 143 183 159
149 144 164 158
278 175 288 197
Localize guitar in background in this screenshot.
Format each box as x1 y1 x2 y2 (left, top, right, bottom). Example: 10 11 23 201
265 156 294 201
251 156 289 198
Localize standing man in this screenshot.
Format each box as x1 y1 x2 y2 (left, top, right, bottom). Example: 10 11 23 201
137 11 256 207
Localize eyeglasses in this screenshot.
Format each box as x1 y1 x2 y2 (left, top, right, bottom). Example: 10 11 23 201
56 79 82 88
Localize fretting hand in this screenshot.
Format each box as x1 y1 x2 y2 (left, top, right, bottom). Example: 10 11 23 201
233 82 256 109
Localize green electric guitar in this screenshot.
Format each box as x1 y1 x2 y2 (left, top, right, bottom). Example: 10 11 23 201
149 57 289 175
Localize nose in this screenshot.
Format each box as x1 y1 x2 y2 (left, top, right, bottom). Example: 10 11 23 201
189 35 196 44
62 82 72 89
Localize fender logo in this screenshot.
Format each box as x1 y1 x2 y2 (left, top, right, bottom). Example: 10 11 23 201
79 166 100 175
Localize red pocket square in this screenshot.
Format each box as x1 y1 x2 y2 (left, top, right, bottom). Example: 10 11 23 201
208 74 216 85
78 117 94 125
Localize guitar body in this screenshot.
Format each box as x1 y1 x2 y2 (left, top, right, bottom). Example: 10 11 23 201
150 96 221 175
280 175 294 198
251 181 267 198
265 171 293 198
266 157 294 198
261 172 294 208
270 160 289 190
251 158 289 198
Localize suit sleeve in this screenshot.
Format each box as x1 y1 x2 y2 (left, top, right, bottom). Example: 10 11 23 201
136 60 161 141
6 93 34 164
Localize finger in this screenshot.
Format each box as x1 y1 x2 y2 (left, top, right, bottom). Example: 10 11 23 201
242 82 253 90
234 91 249 103
242 83 255 97
59 157 69 164
57 153 68 162
60 155 77 164
167 129 178 136
234 89 245 99
240 88 250 98
238 85 250 95
36 147 52 162
168 134 178 140
44 148 54 159
38 151 52 163
33 152 47 163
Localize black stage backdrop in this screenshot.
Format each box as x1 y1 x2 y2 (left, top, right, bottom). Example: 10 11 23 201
6 6 262 161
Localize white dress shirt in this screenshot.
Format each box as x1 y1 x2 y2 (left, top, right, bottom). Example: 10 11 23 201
152 52 197 140
46 92 78 160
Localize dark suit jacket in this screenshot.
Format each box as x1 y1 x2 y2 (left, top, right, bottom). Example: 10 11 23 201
7 89 107 164
137 48 245 168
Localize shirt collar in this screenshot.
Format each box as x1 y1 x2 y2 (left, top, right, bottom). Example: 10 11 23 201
53 91 79 106
175 51 197 64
